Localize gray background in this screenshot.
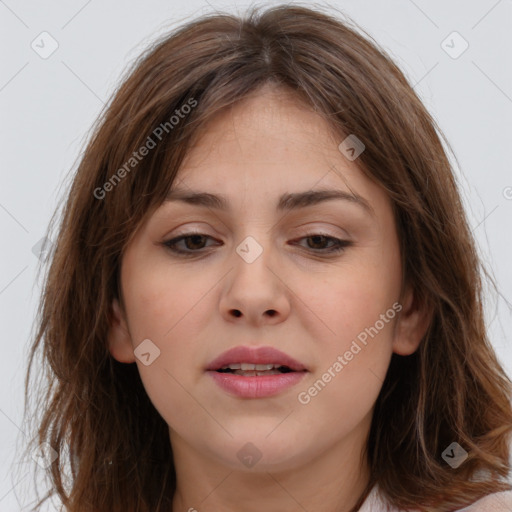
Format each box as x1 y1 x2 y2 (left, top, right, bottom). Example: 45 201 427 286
1 0 511 509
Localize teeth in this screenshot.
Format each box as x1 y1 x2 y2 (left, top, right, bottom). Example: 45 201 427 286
256 364 275 371
220 363 284 371
236 369 283 376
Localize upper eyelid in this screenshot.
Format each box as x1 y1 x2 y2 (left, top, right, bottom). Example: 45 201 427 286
157 199 371 238
166 227 348 240
165 218 351 236
163 231 350 249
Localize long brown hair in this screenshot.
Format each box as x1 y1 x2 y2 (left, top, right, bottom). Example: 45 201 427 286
22 4 512 511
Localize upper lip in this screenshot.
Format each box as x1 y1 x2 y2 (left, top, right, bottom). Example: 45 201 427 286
206 346 308 372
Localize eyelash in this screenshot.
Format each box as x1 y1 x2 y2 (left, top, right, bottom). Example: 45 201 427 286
162 232 353 257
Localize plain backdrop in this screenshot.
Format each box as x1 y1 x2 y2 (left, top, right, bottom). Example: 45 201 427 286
1 0 511 509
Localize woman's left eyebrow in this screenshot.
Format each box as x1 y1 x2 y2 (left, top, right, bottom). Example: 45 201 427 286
164 188 375 218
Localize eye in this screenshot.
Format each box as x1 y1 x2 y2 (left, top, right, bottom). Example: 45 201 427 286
292 233 352 254
162 232 352 257
163 232 218 255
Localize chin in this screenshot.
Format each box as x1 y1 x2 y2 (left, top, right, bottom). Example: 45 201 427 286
208 432 310 472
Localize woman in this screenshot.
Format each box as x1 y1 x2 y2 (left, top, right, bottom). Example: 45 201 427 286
24 4 512 511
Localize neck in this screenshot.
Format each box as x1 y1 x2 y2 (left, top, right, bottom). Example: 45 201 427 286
169 412 373 512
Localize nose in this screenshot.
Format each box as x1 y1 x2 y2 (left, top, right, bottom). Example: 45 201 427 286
219 235 291 326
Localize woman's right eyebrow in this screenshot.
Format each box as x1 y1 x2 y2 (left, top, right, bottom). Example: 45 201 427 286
164 188 376 218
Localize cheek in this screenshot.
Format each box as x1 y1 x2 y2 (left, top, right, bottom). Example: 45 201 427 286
121 265 214 427
122 258 220 396
296 255 400 344
295 275 397 436
309 281 396 387
124 257 215 342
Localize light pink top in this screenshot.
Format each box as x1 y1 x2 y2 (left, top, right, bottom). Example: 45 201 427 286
358 484 512 511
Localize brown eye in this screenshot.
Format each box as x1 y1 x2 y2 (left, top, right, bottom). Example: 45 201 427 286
306 235 333 250
162 232 352 258
163 233 218 256
294 233 352 254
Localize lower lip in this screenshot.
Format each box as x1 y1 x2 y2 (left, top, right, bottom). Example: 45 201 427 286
207 370 307 398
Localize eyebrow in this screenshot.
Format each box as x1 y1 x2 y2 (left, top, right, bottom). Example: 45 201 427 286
164 188 375 217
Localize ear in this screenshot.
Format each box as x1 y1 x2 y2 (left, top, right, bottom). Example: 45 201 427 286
107 298 136 363
392 285 432 356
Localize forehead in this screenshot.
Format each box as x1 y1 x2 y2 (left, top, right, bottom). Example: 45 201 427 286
182 86 340 167
169 87 388 218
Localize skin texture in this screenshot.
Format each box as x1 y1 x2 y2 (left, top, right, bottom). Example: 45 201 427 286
107 85 431 512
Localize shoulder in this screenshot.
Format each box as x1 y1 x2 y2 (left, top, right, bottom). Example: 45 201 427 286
457 489 512 511
359 485 512 512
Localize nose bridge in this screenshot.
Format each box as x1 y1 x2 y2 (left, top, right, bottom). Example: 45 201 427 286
229 228 282 292
235 233 267 266
230 207 276 263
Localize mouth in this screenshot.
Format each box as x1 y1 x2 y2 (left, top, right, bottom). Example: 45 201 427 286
205 345 308 398
215 363 299 377
205 345 308 374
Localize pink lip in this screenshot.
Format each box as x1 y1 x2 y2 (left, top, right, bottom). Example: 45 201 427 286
205 345 308 399
207 371 307 398
205 345 307 372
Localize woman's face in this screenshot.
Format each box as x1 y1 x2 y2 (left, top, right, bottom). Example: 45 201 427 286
108 85 428 473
